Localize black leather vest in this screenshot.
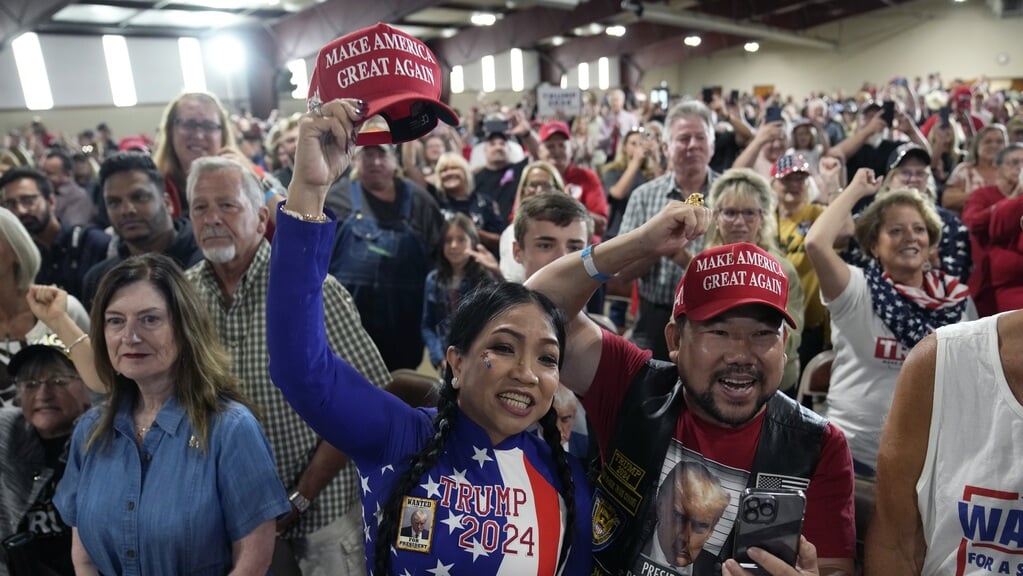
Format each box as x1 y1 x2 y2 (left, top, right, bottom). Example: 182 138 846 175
590 360 827 576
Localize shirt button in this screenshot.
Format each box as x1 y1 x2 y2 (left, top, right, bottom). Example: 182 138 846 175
126 549 136 558
144 453 152 462
127 501 135 511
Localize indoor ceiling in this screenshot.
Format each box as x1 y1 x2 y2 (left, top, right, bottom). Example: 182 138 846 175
1 0 924 82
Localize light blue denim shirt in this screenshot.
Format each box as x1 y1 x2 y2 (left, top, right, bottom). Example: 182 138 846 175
54 396 289 575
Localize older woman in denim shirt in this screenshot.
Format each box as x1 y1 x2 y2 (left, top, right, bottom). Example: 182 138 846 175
53 254 288 575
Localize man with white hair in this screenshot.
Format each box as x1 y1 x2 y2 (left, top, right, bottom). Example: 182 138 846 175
184 156 392 575
600 89 640 158
616 100 719 361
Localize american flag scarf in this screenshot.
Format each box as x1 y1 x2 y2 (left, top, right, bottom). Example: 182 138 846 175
864 263 970 349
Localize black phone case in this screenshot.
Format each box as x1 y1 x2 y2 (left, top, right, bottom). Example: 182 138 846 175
765 107 783 124
733 488 806 575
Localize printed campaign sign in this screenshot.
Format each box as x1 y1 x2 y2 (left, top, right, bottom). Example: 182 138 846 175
955 486 1023 576
537 85 582 118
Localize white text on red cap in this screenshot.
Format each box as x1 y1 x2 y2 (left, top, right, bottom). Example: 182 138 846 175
694 249 785 276
323 32 437 90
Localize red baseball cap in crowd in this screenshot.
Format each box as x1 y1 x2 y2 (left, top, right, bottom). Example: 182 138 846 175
673 242 796 328
307 22 459 145
539 121 571 142
951 86 973 111
771 154 810 179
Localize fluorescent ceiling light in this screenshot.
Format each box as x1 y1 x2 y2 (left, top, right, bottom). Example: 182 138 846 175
550 36 566 47
471 12 497 26
560 74 567 89
178 37 207 92
450 65 464 94
511 48 524 92
605 25 626 37
577 62 589 91
684 35 702 47
11 33 54 111
208 35 246 73
598 57 609 90
102 35 137 107
744 41 760 52
286 58 308 99
482 55 496 93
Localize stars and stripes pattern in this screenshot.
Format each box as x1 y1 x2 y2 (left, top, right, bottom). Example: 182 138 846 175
864 264 969 349
359 443 568 576
756 472 811 492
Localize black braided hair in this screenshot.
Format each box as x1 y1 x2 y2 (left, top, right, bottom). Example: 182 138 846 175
538 406 577 574
372 282 567 575
374 378 459 575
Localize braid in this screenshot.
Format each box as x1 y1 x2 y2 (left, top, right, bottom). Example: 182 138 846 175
374 379 459 575
538 407 576 574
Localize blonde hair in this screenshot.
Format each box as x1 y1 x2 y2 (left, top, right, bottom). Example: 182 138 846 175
513 161 565 215
705 168 780 254
855 188 943 253
0 207 41 290
432 152 474 200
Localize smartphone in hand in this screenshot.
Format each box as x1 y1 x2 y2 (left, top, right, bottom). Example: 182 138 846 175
881 101 896 126
764 106 784 124
702 87 714 105
733 488 806 575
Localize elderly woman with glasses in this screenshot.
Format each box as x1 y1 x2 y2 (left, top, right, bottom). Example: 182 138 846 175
499 161 566 282
0 328 91 576
704 168 805 392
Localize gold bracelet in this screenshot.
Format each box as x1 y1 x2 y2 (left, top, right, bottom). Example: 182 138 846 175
67 334 89 354
280 206 329 224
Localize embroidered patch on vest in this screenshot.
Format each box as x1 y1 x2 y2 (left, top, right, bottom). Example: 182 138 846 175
592 492 623 549
755 473 810 492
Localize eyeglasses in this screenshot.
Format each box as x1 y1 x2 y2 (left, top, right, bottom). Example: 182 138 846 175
897 169 929 181
525 181 555 192
1 194 41 210
718 208 762 222
15 376 80 392
174 118 223 134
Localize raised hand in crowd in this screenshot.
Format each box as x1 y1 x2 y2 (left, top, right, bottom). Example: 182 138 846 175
723 537 821 576
26 284 103 394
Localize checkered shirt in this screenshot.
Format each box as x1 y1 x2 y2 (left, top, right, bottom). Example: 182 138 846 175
618 170 718 305
186 240 391 538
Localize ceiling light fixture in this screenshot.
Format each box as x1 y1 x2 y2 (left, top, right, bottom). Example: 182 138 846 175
550 36 566 46
605 25 626 37
683 35 701 47
744 41 760 52
471 12 497 26
441 28 458 38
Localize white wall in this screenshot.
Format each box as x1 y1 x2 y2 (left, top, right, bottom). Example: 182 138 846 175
642 0 1023 98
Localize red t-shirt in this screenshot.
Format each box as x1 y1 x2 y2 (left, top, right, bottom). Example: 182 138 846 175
562 164 609 219
582 329 856 562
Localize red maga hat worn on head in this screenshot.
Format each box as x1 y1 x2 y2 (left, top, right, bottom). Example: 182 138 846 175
539 120 571 143
307 22 459 145
673 242 796 328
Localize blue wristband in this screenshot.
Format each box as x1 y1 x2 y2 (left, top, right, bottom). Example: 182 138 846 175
581 244 614 282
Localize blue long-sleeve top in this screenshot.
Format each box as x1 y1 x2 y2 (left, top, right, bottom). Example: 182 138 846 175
267 210 592 576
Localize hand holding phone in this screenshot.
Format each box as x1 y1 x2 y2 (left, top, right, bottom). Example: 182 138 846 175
881 101 896 126
733 489 806 575
764 106 784 125
702 87 715 105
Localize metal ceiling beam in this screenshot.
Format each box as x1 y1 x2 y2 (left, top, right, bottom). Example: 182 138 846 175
546 21 691 73
0 0 74 49
629 4 837 50
427 0 621 69
268 0 442 65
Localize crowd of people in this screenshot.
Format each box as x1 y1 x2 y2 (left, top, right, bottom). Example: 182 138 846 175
0 22 1021 575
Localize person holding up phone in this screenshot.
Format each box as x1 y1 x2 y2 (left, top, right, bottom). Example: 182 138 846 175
528 195 856 574
828 101 930 180
732 110 788 180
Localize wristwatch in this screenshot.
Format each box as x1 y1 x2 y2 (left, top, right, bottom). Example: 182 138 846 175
289 490 311 514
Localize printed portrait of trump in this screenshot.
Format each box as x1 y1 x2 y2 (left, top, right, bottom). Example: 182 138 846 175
646 460 731 569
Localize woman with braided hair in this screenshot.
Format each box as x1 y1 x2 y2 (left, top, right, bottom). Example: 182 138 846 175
266 96 591 576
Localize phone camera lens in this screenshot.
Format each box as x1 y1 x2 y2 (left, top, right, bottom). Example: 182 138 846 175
760 499 776 519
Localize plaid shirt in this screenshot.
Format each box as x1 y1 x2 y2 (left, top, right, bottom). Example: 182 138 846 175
186 240 391 537
619 170 718 305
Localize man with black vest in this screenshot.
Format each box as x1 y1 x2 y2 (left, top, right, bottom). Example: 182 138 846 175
527 201 855 576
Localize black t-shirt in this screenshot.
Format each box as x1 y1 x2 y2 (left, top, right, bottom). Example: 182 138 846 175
710 130 740 174
473 158 529 223
15 434 74 576
846 139 902 179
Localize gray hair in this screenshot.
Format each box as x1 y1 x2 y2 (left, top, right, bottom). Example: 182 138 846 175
663 99 714 144
0 207 41 290
552 384 576 409
185 156 264 213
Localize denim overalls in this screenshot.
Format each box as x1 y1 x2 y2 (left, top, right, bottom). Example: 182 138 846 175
334 180 429 370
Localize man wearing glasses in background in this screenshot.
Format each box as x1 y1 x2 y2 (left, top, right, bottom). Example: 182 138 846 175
0 169 110 301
